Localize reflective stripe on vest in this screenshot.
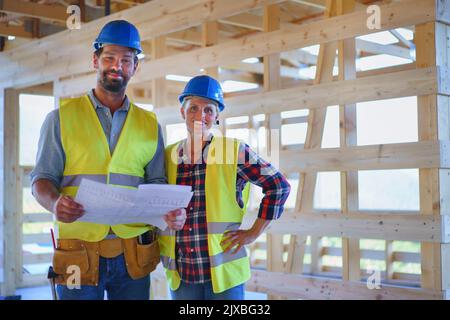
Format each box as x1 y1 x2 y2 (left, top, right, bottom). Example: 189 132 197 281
159 136 251 293
58 95 159 241
61 173 144 188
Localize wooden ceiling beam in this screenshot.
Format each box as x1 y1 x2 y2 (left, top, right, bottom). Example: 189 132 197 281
289 0 326 10
0 23 32 38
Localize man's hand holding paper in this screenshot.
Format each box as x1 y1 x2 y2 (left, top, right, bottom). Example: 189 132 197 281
74 179 192 230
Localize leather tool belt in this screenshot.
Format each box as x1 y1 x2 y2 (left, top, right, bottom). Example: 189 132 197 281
52 236 160 286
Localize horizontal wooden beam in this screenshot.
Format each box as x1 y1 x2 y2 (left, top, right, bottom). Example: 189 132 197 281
23 253 52 265
0 23 33 39
242 210 448 242
356 39 413 60
218 12 263 30
226 62 301 78
289 0 326 10
156 66 440 124
247 270 443 299
23 213 53 223
0 0 67 23
17 274 49 288
323 247 421 264
280 140 450 173
23 233 52 245
227 66 444 115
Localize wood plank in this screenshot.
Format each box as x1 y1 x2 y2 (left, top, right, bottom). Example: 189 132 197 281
219 12 263 30
442 243 450 289
386 240 395 281
336 0 360 283
16 148 23 285
0 88 4 293
279 140 450 173
241 212 446 242
17 274 49 289
321 266 422 284
416 20 446 291
202 21 219 79
0 24 33 39
23 214 53 224
289 0 336 277
1 88 20 296
23 233 52 246
323 247 421 264
218 67 440 120
247 270 442 300
356 39 413 60
225 62 301 79
156 64 419 125
0 0 67 23
23 253 52 265
264 5 285 293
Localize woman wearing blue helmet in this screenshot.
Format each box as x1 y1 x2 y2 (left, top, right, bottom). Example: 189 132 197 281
159 75 291 300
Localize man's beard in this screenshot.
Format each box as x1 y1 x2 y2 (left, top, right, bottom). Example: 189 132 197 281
99 71 128 93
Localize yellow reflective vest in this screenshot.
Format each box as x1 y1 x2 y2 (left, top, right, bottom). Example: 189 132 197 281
58 95 159 242
159 136 251 293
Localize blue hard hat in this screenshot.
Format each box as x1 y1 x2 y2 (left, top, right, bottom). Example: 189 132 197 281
93 20 142 55
179 75 225 112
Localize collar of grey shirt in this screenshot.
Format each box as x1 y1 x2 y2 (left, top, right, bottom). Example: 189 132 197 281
88 89 130 113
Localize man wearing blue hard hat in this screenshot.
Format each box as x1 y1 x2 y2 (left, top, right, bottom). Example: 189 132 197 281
30 20 186 300
159 75 291 300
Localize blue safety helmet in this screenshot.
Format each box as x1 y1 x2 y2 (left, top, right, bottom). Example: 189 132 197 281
179 75 225 112
93 20 143 55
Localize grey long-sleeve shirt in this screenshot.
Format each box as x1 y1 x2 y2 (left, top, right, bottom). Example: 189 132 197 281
30 89 167 188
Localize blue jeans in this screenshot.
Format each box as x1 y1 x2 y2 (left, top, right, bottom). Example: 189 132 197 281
56 254 150 300
171 281 244 300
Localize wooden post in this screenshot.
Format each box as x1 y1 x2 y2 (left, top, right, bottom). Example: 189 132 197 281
416 19 450 296
151 37 167 108
263 5 285 290
285 0 339 277
202 21 219 79
297 0 337 276
337 0 360 282
0 88 20 296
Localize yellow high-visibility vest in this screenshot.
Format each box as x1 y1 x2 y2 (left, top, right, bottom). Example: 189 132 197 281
58 95 159 242
160 136 251 293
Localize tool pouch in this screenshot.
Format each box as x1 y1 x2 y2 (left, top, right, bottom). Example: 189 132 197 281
122 237 160 280
52 239 100 286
